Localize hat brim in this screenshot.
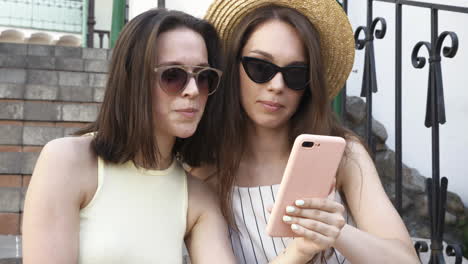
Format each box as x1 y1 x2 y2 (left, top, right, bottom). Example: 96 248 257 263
205 0 355 99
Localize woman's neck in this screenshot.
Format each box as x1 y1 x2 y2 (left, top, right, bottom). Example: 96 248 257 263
135 131 175 170
155 133 175 169
235 123 291 187
243 123 291 164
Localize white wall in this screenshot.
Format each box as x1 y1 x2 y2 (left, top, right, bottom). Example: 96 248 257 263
129 0 212 19
93 0 113 48
128 0 468 205
128 0 156 19
164 0 212 18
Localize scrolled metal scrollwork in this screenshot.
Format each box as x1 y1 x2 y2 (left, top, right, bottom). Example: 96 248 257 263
446 244 463 264
354 16 387 153
414 240 429 261
411 31 459 128
354 17 387 49
354 26 368 50
371 17 387 39
411 41 431 69
436 31 459 59
411 31 459 69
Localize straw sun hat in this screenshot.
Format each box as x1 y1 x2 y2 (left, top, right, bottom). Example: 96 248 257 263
205 0 355 99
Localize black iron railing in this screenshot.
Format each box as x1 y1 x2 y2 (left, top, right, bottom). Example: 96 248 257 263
345 0 467 262
86 0 110 49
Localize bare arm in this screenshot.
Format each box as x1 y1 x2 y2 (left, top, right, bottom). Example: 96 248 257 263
333 140 419 263
269 139 419 264
22 137 95 264
185 176 236 264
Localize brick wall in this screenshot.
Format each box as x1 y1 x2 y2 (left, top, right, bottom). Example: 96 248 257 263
0 43 109 237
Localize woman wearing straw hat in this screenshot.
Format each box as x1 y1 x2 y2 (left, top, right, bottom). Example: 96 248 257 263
190 0 420 263
22 9 236 264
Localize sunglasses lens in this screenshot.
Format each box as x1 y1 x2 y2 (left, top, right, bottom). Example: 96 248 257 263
284 67 309 90
197 69 220 95
243 58 276 83
160 67 188 94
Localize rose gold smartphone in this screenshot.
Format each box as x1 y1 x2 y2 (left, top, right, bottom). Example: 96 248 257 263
266 134 346 237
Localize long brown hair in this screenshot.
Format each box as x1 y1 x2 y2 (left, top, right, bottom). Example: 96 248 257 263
209 5 358 262
76 8 222 169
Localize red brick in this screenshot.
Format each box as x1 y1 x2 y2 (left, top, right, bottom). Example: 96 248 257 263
23 121 56 127
22 146 42 152
0 120 22 126
60 122 88 128
20 213 23 234
22 175 32 188
0 99 23 103
0 175 22 188
0 146 21 152
0 213 20 235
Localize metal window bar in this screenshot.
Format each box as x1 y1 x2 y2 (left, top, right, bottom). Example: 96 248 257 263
0 0 83 33
349 0 466 262
86 0 110 48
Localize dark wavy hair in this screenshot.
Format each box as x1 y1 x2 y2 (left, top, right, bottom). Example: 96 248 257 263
205 5 359 263
76 8 222 169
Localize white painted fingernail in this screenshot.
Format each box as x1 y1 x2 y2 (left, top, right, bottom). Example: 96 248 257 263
295 200 305 206
286 206 296 213
291 224 299 230
283 215 292 222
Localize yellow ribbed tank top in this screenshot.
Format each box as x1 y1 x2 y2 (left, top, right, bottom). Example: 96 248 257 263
79 156 187 264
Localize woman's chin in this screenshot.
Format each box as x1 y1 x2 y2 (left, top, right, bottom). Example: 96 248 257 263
252 117 288 130
173 127 198 139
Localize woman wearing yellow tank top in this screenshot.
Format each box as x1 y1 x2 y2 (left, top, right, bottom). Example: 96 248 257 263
22 8 236 264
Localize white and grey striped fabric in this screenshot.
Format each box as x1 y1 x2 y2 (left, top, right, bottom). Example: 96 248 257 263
230 185 353 264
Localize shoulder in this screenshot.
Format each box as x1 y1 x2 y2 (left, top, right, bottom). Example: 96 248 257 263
41 135 95 162
37 135 97 180
187 164 218 190
345 136 370 158
31 135 97 207
186 174 218 204
336 137 374 189
186 174 223 232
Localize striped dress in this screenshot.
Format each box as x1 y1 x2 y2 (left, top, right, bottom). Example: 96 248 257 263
230 185 353 264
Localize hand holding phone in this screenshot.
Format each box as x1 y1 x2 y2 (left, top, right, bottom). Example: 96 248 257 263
266 134 346 237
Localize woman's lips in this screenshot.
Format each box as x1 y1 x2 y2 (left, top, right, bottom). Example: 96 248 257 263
175 108 198 118
258 100 284 112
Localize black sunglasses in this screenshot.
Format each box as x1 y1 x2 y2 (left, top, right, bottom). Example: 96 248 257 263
241 56 310 90
154 65 222 96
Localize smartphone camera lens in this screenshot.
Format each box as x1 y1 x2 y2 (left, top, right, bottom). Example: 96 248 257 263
302 141 314 148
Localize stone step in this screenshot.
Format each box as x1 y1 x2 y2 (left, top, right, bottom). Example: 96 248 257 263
0 175 29 215
0 69 107 102
0 43 110 60
0 149 39 175
0 235 21 261
0 121 84 146
0 100 100 123
0 54 109 73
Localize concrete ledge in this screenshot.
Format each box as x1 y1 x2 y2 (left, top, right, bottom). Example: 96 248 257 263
0 258 21 264
0 235 21 260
